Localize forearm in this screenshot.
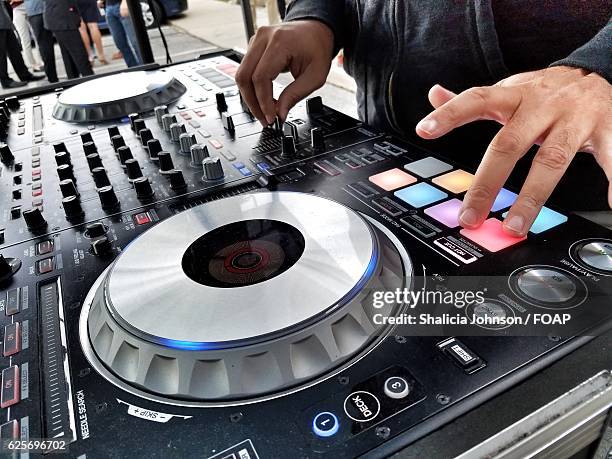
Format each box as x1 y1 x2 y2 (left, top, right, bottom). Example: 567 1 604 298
284 0 345 53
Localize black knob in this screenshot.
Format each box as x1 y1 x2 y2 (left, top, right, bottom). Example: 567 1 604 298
128 113 140 130
310 127 325 152
80 132 93 144
59 179 78 198
169 169 187 190
5 96 19 111
91 236 112 256
53 142 68 154
158 151 174 173
216 92 228 112
117 145 133 165
111 135 126 152
98 186 119 209
62 195 84 219
0 144 14 163
202 157 225 181
281 135 296 159
86 153 103 170
306 96 323 115
108 125 120 139
92 167 110 188
133 176 154 199
125 158 143 180
139 128 153 146
0 254 21 283
23 207 47 230
56 164 74 181
133 118 146 134
54 151 71 167
85 222 107 238
83 141 97 155
147 139 162 160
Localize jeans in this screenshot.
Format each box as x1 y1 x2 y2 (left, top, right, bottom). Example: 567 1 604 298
13 5 42 69
105 3 141 68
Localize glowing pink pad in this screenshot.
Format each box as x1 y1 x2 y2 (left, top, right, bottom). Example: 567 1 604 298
368 168 417 191
460 218 526 252
424 198 462 228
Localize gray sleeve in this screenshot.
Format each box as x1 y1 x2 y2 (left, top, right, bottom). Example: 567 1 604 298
551 20 612 83
284 0 346 53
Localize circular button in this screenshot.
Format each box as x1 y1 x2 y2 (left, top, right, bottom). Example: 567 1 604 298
576 241 612 273
343 391 381 423
384 376 410 399
312 412 339 438
466 300 515 330
516 268 577 303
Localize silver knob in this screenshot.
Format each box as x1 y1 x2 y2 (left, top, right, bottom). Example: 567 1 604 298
170 123 186 142
161 113 177 132
179 132 197 154
190 143 209 167
155 105 168 125
202 157 224 181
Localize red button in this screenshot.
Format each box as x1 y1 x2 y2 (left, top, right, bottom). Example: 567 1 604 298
1 366 20 408
460 218 526 252
32 189 42 197
134 212 151 225
3 323 21 357
209 139 223 149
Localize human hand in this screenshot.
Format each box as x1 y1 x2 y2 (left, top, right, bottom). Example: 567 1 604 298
416 66 612 236
235 20 335 126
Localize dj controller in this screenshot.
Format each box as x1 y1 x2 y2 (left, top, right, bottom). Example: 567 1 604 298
0 49 611 458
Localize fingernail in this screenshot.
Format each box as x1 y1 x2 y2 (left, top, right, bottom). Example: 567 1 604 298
504 215 525 234
265 114 275 125
459 208 479 227
416 118 438 135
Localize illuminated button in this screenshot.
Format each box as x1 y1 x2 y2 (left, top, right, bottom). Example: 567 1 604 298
383 376 410 399
134 212 151 226
209 138 223 149
502 207 568 234
424 198 463 228
32 189 42 197
368 168 417 191
36 239 54 255
37 257 54 274
491 188 518 212
460 218 526 252
3 322 21 356
394 182 447 208
0 365 20 408
432 169 475 194
0 419 19 440
312 412 339 438
404 156 452 178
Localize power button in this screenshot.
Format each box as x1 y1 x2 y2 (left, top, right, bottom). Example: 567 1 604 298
384 376 410 399
312 412 339 438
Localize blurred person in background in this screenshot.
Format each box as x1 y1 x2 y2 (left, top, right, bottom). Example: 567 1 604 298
0 0 44 88
43 0 93 79
24 0 58 83
98 0 141 67
10 0 43 72
77 0 108 65
249 0 281 27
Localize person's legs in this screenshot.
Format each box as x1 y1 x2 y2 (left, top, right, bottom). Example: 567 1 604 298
13 6 41 69
105 4 138 67
28 14 58 83
54 30 93 78
87 22 107 63
119 14 141 65
55 33 79 79
266 0 280 25
78 20 94 61
0 30 11 85
5 28 32 81
277 0 286 19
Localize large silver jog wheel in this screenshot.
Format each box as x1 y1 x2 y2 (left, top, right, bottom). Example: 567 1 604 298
80 192 411 405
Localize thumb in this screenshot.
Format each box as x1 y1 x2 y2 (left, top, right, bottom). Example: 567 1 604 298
277 65 327 121
428 84 457 109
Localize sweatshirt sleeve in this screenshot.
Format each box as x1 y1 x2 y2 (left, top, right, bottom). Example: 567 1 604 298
551 20 612 83
284 0 346 53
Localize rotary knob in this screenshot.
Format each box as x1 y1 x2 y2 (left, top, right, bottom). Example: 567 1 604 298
133 177 154 199
111 134 126 152
0 144 14 164
128 113 140 130
83 141 98 156
139 128 154 146
147 139 162 161
155 105 168 125
62 195 84 219
85 222 107 238
216 92 228 112
117 145 133 165
158 151 174 173
80 132 93 144
97 186 119 209
56 164 74 181
23 207 47 230
310 127 325 153
86 153 103 171
92 167 110 188
169 169 187 190
0 254 21 283
53 142 68 154
190 143 209 167
281 135 296 159
5 96 19 111
54 151 71 167
59 179 79 198
107 125 120 139
202 157 224 181
161 113 177 132
133 118 146 135
170 123 186 142
179 132 196 154
125 159 143 181
91 236 113 256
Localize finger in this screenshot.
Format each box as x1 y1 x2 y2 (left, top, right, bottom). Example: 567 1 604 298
428 84 457 109
459 107 554 228
416 85 521 139
252 43 290 125
235 36 269 125
277 65 327 121
503 124 586 236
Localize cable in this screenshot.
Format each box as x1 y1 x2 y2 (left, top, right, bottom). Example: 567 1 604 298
147 0 172 64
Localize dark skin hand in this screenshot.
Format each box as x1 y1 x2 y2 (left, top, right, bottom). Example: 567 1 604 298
236 21 612 236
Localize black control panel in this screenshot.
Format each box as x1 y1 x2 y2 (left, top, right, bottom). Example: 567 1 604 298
0 51 611 458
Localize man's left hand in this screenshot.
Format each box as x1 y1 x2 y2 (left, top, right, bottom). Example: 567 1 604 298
416 66 611 236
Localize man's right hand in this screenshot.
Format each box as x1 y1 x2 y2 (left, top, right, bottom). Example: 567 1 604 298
235 20 334 126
